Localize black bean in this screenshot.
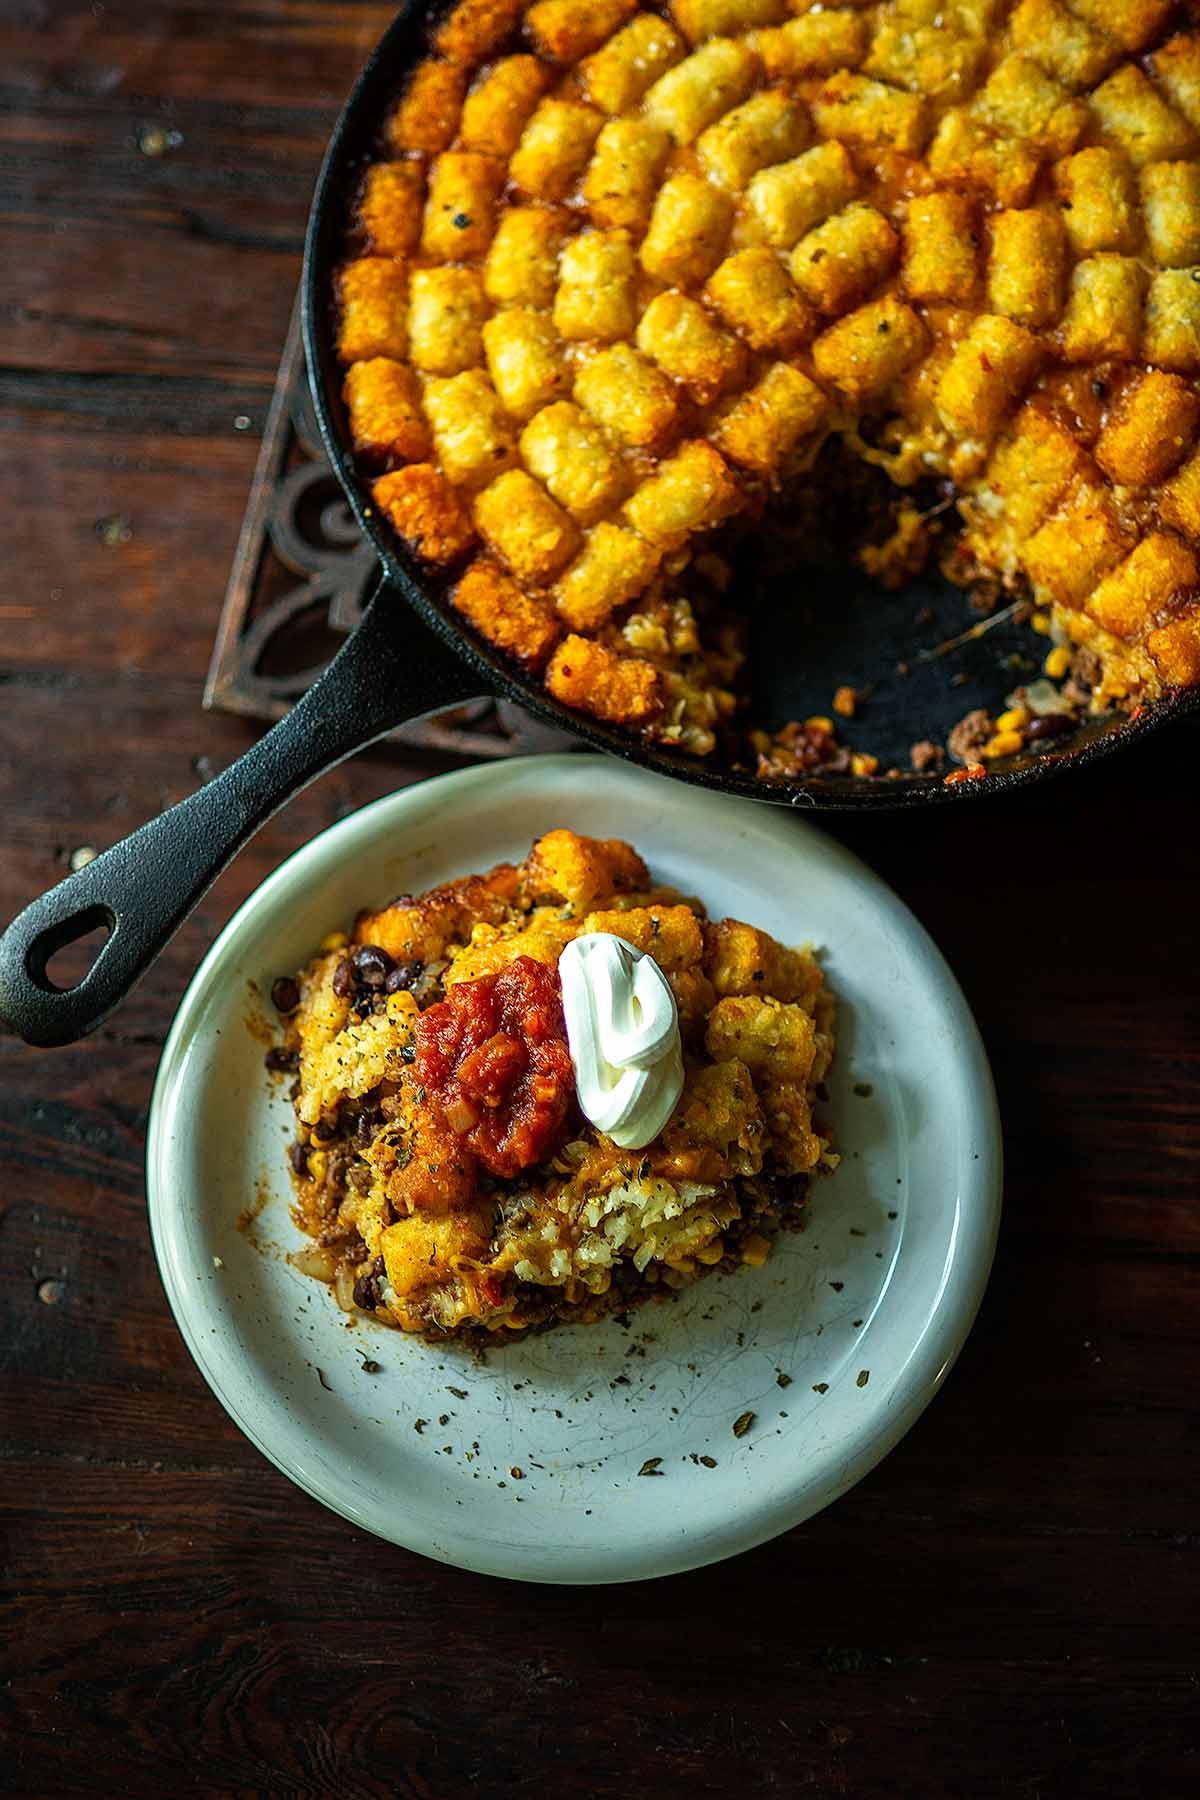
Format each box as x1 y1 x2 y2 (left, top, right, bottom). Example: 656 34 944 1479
353 944 395 989
312 1117 339 1144
1027 712 1074 741
354 1107 381 1148
271 976 300 1015
332 958 355 998
289 1141 309 1176
264 1046 299 1074
385 959 423 993
353 1264 384 1310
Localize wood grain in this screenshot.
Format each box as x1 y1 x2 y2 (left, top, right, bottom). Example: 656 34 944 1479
1 4 1198 1796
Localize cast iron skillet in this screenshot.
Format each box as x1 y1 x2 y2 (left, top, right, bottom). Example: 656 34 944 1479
1 0 1195 1047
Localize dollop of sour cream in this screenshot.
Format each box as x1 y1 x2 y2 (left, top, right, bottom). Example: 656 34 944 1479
559 931 684 1150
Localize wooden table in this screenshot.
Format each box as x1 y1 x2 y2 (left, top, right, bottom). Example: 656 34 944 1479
2 5 1197 1793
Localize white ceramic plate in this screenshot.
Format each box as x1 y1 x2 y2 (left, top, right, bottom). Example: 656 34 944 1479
148 754 1000 1584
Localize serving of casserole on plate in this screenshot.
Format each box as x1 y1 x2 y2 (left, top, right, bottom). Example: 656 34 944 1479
333 0 1200 778
147 756 1000 1580
273 827 837 1338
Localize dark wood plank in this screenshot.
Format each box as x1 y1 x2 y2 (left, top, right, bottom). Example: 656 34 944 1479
1 3 1198 1796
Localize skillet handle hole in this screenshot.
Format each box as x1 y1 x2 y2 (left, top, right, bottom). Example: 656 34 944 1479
33 906 115 994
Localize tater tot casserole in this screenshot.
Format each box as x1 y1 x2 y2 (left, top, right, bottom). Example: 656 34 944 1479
334 0 1200 776
270 830 837 1338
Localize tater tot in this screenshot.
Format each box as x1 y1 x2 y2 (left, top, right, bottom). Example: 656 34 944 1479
407 266 486 375
527 0 638 62
936 314 1044 439
553 229 638 341
1153 30 1200 130
623 440 742 547
1147 613 1200 686
712 363 829 474
1059 255 1145 363
704 247 815 350
740 141 857 248
1095 369 1200 487
927 107 1041 209
373 465 476 566
546 635 663 724
422 368 518 487
474 469 581 584
572 342 680 448
974 55 1086 159
636 290 747 401
642 37 760 146
459 56 548 157
385 59 467 155
789 202 897 315
483 206 569 308
671 0 785 43
509 99 604 200
1159 443 1200 536
336 258 407 364
639 171 734 286
901 190 978 304
358 162 424 257
554 522 662 629
420 151 504 260
583 117 671 231
579 13 685 114
450 557 561 669
1141 161 1200 268
482 308 571 421
519 401 630 522
752 11 869 81
1054 147 1139 255
696 89 809 192
986 208 1068 328
1089 63 1195 168
811 294 929 404
811 70 929 155
1143 268 1200 372
1021 482 1127 608
344 358 430 463
1086 534 1199 639
434 0 524 64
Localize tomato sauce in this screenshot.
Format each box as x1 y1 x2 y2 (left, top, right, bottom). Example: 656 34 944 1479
413 956 575 1178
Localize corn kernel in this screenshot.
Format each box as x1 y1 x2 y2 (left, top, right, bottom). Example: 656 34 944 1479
1031 610 1051 635
981 730 1023 759
740 1233 772 1267
833 684 857 717
995 706 1029 732
665 1255 696 1273
386 990 420 1022
1044 644 1072 678
805 714 834 734
696 1239 725 1265
319 930 349 951
307 1151 328 1182
850 752 879 777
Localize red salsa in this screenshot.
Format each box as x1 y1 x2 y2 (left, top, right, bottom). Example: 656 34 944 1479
413 956 575 1178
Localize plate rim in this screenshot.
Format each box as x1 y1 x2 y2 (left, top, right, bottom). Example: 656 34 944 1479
147 752 1002 1582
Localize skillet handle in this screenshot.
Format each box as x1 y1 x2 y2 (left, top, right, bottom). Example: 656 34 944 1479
0 581 482 1047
